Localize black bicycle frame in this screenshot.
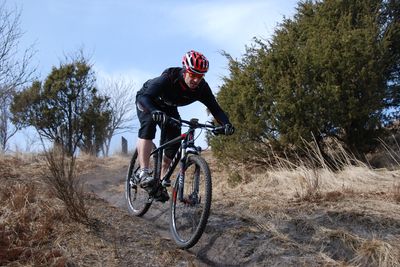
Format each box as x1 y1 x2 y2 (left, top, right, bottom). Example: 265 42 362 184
149 122 199 200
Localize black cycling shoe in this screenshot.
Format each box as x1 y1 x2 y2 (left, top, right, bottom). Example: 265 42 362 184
154 187 169 203
140 175 155 188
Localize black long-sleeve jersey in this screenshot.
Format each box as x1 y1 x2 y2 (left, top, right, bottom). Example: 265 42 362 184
136 67 230 125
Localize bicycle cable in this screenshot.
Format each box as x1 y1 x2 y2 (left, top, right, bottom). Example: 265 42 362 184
194 128 203 142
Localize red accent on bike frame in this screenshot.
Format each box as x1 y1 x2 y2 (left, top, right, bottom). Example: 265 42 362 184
172 188 177 202
181 133 187 138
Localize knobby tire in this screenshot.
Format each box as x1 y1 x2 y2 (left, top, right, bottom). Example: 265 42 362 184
169 154 212 249
125 145 157 217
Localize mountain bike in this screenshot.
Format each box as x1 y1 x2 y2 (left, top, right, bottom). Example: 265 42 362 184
125 117 225 249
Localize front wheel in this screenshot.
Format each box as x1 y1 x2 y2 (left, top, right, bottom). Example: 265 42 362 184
169 154 212 249
125 145 157 216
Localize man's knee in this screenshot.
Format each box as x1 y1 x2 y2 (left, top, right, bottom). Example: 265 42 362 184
164 144 180 159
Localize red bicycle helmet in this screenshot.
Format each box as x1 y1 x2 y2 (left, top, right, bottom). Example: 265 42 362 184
182 50 209 74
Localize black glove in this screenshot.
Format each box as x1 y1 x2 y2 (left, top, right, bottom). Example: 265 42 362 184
224 124 235 135
167 117 181 129
151 110 166 123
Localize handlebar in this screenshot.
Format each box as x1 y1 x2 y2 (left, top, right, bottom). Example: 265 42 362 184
168 117 225 135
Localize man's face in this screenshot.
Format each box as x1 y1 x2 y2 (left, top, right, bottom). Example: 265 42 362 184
184 71 204 89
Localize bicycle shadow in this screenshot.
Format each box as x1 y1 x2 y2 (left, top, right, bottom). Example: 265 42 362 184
186 212 260 267
141 202 170 229
194 233 252 267
135 199 268 267
136 200 256 266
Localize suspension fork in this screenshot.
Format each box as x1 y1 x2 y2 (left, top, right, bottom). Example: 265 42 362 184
177 154 187 201
177 153 202 203
177 128 200 201
177 133 191 201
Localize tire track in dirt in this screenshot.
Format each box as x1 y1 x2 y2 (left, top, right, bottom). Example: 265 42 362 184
81 158 400 266
80 162 275 267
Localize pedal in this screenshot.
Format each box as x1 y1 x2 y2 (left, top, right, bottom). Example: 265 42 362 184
154 187 170 203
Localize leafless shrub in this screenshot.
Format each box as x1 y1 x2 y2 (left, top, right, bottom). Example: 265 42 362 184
43 145 89 225
97 76 137 156
0 2 37 153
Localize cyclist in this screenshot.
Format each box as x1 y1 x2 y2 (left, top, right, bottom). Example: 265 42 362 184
135 50 235 201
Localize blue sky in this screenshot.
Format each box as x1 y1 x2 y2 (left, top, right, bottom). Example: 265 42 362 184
8 0 299 153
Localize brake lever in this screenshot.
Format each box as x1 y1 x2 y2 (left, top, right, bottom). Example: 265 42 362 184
212 126 225 136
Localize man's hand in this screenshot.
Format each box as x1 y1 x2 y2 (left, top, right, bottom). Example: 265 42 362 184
151 110 166 123
224 124 235 135
167 117 181 129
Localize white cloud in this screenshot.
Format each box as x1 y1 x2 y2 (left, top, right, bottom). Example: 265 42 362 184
167 1 296 56
94 66 154 90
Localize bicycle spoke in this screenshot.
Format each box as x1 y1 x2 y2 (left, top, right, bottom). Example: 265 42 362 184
170 155 212 248
125 147 157 217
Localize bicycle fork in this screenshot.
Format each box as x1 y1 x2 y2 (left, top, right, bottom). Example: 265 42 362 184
177 159 186 202
175 157 201 205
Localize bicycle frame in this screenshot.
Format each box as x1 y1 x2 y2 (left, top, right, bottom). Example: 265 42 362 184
126 117 225 248
150 119 202 201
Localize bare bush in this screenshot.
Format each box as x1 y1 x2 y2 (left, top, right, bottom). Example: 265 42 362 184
0 2 36 153
43 145 89 224
98 77 137 156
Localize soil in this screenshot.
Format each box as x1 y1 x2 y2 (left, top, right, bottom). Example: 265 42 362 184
78 155 400 267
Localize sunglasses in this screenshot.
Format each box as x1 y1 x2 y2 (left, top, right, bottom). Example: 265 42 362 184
186 71 204 79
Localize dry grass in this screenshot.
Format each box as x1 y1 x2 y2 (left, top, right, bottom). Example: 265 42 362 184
0 153 133 266
1 138 399 266
209 138 400 266
0 152 201 266
212 137 400 208
393 182 400 203
0 156 69 266
351 239 400 267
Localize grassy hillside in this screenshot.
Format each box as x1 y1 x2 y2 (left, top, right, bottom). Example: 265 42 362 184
0 154 196 266
1 149 399 266
207 149 400 266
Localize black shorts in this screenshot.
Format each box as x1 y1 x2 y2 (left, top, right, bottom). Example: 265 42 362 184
136 100 181 159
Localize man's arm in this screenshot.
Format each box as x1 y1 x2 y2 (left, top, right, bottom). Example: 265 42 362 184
199 85 231 125
136 74 169 113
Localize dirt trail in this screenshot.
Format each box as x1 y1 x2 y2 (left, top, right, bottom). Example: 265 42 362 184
80 158 284 266
80 156 400 266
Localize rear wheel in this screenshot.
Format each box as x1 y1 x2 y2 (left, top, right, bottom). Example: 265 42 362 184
125 144 157 216
169 154 212 249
